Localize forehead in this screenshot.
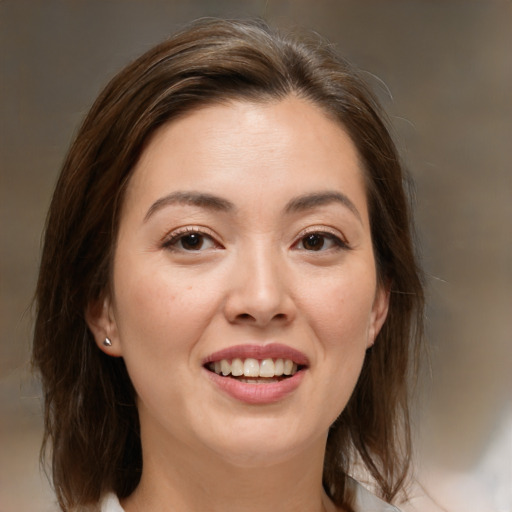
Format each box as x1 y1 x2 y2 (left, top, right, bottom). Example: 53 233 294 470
123 96 368 223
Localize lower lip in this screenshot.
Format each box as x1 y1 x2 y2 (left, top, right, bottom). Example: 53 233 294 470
204 368 305 404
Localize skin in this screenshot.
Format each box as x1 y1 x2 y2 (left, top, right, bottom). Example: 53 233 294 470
88 96 389 512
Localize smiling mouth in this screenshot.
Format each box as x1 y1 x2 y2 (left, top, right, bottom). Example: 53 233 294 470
205 358 304 383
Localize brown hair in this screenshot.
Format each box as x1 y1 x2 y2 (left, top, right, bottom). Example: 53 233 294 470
33 18 424 511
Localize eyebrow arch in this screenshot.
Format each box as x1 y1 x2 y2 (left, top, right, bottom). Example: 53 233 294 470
284 191 362 223
144 191 235 222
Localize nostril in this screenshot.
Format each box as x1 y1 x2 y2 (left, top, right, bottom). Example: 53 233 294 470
235 312 288 323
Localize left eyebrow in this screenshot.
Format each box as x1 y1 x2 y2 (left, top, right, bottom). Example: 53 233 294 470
284 191 363 223
144 191 235 222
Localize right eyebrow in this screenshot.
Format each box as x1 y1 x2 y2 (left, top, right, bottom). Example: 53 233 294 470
144 191 235 222
284 191 362 224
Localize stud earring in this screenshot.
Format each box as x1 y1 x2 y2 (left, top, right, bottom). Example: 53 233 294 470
103 337 112 347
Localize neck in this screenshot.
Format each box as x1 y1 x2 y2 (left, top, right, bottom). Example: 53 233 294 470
121 423 341 512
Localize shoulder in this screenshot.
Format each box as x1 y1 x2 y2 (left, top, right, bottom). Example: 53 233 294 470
98 493 125 512
347 477 402 512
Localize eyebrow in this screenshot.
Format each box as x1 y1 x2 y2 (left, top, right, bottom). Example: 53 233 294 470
144 191 235 222
284 191 362 222
144 190 361 223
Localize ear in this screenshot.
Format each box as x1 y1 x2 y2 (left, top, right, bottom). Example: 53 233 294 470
85 294 123 357
367 284 390 348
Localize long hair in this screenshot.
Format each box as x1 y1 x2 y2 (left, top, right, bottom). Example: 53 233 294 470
33 18 424 511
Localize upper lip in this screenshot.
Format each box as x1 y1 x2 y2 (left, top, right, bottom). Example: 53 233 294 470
202 343 310 367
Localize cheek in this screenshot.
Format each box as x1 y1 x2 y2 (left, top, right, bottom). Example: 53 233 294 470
311 290 370 382
112 257 225 366
110 262 227 426
297 268 376 415
300 267 377 349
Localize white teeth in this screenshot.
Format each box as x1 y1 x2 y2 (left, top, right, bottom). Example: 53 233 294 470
283 359 294 375
231 358 244 376
209 357 300 378
220 359 231 376
243 358 260 377
259 358 275 378
274 358 284 376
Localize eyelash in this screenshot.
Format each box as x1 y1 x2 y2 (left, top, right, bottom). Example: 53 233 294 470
161 227 221 252
161 226 349 253
293 228 350 252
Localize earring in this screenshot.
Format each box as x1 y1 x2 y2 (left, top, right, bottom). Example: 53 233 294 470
103 337 112 347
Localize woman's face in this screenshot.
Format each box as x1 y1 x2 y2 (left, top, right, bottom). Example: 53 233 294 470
90 97 388 466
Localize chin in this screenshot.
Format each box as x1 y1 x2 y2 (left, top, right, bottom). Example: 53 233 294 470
196 414 325 469
209 439 309 469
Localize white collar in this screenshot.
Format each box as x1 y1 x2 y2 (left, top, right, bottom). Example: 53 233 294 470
346 476 402 511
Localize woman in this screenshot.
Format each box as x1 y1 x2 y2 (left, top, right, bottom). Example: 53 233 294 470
33 18 424 512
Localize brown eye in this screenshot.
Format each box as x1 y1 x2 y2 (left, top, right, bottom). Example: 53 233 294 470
302 233 325 251
163 230 218 252
180 233 205 250
295 231 348 252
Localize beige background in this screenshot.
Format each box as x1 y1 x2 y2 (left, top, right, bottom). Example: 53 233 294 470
1 1 511 511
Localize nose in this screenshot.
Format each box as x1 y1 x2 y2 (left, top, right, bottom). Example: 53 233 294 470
223 243 296 328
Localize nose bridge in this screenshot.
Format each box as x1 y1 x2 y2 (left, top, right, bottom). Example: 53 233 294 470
225 235 293 326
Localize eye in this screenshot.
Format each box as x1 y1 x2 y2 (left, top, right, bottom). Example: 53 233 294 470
294 231 348 252
163 228 219 252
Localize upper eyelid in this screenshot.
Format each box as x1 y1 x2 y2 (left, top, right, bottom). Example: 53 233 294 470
161 225 220 246
292 228 352 252
295 225 348 242
160 224 349 246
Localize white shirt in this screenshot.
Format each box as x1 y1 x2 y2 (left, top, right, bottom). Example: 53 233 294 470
99 479 401 511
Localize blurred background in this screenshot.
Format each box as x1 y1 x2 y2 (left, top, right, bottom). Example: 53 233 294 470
1 1 510 511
